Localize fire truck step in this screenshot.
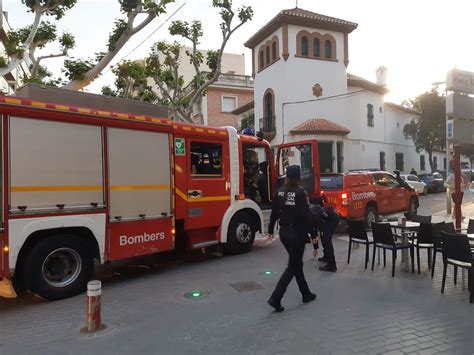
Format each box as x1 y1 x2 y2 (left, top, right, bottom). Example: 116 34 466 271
192 240 220 249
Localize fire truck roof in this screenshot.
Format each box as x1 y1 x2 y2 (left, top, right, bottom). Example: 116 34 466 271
0 95 230 138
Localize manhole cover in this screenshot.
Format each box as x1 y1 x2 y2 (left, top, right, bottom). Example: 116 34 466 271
230 281 265 293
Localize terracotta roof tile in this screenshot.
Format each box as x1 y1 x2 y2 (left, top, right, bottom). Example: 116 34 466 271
290 118 350 136
245 8 357 48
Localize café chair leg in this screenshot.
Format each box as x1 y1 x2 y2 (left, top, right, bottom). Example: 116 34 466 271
416 246 421 274
454 265 458 285
410 246 415 274
365 243 369 269
392 249 396 277
441 263 448 294
383 249 386 267
347 239 352 264
431 250 437 278
372 245 377 271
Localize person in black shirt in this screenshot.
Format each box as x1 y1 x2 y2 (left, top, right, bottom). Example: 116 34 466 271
267 165 318 312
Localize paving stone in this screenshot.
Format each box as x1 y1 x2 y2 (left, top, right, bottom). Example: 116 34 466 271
1 225 473 354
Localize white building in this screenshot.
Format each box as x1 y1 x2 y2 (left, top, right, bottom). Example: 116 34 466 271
244 7 449 174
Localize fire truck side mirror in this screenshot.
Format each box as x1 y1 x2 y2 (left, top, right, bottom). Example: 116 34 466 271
256 130 264 141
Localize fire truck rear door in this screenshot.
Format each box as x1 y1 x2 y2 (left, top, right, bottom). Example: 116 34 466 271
276 140 320 198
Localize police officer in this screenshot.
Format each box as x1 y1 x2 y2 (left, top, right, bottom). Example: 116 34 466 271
318 204 340 272
267 165 318 312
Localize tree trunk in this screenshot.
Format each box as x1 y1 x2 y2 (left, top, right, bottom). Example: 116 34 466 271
63 12 156 91
428 151 434 173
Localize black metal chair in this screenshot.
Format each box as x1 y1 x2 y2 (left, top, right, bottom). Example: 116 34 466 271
431 221 445 278
411 214 432 223
467 219 474 234
371 222 415 277
410 222 442 274
442 222 456 234
440 231 474 304
347 219 374 269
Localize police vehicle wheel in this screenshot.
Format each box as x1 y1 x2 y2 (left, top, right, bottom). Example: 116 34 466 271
224 212 256 255
364 205 378 228
22 233 94 300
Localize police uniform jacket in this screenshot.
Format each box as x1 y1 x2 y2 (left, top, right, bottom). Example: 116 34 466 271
268 186 317 241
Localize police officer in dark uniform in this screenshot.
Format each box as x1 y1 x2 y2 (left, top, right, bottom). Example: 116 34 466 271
267 165 318 312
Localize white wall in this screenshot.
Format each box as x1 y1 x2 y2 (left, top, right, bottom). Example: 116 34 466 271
254 25 349 146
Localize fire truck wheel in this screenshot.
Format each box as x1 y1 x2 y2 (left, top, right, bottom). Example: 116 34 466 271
22 233 94 301
224 212 257 255
364 205 378 228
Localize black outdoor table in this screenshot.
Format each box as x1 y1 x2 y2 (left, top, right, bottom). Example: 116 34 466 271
389 221 420 270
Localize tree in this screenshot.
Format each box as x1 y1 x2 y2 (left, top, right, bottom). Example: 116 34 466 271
0 0 77 80
239 112 254 131
144 0 253 123
403 88 446 173
101 60 156 102
63 0 174 91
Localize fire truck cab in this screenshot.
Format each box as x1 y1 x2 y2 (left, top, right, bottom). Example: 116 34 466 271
0 95 320 300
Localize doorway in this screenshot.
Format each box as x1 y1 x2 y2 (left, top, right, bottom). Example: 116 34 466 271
318 142 333 173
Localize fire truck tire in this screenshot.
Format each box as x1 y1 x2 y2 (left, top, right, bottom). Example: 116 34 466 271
224 212 257 255
22 233 94 301
364 205 378 228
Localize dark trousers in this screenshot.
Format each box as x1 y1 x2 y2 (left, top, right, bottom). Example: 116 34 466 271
271 226 311 302
321 224 336 266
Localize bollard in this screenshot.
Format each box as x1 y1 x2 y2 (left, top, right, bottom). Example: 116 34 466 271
81 280 106 333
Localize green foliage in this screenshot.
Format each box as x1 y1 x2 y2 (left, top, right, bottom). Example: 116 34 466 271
59 31 75 51
0 57 7 68
108 19 128 51
240 112 255 131
23 65 65 87
403 88 446 172
21 0 78 20
63 58 95 81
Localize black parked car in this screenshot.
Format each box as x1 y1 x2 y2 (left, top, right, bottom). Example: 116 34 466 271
418 172 445 193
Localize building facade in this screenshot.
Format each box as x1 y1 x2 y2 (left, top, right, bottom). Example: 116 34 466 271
243 7 450 174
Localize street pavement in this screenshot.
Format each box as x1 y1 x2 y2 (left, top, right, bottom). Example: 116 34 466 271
1 193 474 354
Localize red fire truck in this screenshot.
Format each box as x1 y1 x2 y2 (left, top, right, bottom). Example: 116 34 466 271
0 96 320 300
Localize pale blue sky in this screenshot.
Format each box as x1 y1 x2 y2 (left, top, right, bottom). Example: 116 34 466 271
3 0 474 102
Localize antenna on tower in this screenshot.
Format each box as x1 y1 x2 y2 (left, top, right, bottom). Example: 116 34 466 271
296 0 299 8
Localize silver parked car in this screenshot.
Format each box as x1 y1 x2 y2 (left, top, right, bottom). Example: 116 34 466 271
401 174 428 195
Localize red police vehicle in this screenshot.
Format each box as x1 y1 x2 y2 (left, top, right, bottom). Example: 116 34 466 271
320 171 419 226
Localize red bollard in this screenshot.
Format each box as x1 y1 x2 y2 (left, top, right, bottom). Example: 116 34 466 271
81 280 106 333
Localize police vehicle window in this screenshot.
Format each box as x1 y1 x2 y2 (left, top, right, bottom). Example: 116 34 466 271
279 144 313 175
320 175 343 190
373 174 387 186
385 174 400 187
190 142 222 177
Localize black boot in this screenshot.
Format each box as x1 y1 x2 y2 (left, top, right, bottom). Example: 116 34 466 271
319 264 337 272
302 292 317 303
267 298 284 312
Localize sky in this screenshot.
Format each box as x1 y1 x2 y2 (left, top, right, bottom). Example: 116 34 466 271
3 0 474 103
